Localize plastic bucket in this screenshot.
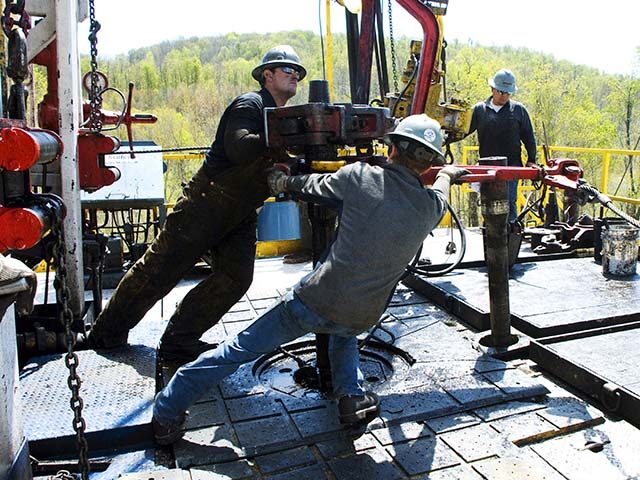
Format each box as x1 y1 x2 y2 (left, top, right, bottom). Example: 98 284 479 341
257 200 301 241
601 224 639 277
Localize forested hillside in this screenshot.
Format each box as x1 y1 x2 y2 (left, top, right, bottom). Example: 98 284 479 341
63 31 639 203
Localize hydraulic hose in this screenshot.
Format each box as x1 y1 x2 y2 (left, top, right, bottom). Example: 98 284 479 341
578 184 640 229
405 200 467 277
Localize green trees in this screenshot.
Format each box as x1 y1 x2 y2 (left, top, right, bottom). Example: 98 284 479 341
76 31 638 206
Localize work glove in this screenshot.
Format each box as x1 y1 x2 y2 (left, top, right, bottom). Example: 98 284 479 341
0 254 37 316
436 165 470 184
267 167 289 196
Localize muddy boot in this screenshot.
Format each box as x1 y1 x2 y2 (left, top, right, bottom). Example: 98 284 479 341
338 391 380 425
157 339 218 364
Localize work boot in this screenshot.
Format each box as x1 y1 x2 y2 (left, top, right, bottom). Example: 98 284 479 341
338 391 380 425
152 411 187 446
82 329 128 350
158 339 218 364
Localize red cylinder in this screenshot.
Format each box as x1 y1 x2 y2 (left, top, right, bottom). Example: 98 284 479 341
0 207 47 251
0 127 62 171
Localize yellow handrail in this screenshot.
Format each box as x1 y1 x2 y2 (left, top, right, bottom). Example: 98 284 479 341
161 145 640 213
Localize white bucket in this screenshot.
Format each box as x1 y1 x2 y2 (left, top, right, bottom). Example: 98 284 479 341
601 224 639 277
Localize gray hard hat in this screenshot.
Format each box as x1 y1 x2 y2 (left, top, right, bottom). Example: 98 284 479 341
386 114 444 160
251 45 307 82
488 69 517 94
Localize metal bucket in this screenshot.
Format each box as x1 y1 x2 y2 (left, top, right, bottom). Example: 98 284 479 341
257 200 301 241
601 224 639 277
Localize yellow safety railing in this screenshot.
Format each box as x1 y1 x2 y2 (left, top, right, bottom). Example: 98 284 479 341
163 145 640 223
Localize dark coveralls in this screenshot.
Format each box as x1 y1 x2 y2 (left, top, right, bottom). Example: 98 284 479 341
468 97 537 221
89 88 277 352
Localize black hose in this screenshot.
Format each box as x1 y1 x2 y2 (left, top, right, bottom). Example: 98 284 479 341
579 184 640 228
391 55 419 118
406 200 467 277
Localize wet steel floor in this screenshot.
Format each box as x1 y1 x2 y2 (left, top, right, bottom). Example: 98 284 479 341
22 244 640 479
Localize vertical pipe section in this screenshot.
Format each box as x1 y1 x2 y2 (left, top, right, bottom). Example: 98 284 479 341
478 157 518 348
55 0 85 318
601 152 611 195
326 0 333 101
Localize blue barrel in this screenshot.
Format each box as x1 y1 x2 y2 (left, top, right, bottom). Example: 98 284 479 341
257 200 301 241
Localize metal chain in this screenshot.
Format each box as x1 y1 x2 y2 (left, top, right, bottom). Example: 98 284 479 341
387 0 398 93
104 145 210 156
51 217 90 480
49 471 76 480
87 0 102 132
2 0 30 38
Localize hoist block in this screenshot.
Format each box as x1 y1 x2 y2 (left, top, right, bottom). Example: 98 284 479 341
77 132 121 192
0 127 62 171
265 103 393 149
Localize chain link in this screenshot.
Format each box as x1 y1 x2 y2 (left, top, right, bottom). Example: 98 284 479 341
49 471 77 480
87 0 102 132
2 0 30 38
51 217 90 480
387 0 398 93
104 145 210 156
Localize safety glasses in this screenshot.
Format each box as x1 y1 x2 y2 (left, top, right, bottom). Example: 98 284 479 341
279 66 301 78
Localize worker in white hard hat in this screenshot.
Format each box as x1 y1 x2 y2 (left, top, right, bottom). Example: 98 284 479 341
468 68 538 222
151 114 469 445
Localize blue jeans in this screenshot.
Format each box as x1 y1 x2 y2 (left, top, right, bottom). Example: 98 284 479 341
154 291 364 423
508 180 519 222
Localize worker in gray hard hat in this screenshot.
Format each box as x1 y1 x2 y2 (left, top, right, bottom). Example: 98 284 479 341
88 45 305 363
468 68 538 222
151 114 469 445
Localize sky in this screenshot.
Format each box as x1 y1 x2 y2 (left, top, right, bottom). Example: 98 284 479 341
78 0 640 76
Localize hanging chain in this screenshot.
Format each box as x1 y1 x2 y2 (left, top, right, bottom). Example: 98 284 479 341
51 217 90 480
2 0 30 37
87 0 102 132
387 0 398 93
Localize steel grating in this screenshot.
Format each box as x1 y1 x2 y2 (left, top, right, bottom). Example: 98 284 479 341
20 344 156 457
405 257 640 337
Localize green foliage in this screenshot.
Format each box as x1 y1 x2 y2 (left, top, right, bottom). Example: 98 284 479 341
72 31 638 211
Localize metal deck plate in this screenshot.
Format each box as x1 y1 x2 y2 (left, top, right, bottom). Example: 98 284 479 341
19 345 156 457
530 322 640 428
405 257 640 337
164 293 549 469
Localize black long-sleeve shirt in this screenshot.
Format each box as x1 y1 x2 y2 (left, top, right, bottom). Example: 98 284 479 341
203 88 277 209
468 97 537 166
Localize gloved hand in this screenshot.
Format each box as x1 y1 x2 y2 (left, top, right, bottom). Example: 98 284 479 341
0 254 37 316
436 165 470 184
267 168 289 196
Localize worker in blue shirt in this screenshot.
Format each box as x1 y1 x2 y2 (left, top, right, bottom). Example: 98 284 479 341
468 68 537 222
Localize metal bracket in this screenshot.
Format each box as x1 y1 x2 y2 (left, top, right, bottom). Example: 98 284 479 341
600 382 622 412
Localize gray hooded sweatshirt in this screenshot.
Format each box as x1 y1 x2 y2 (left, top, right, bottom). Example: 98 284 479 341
285 161 448 332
